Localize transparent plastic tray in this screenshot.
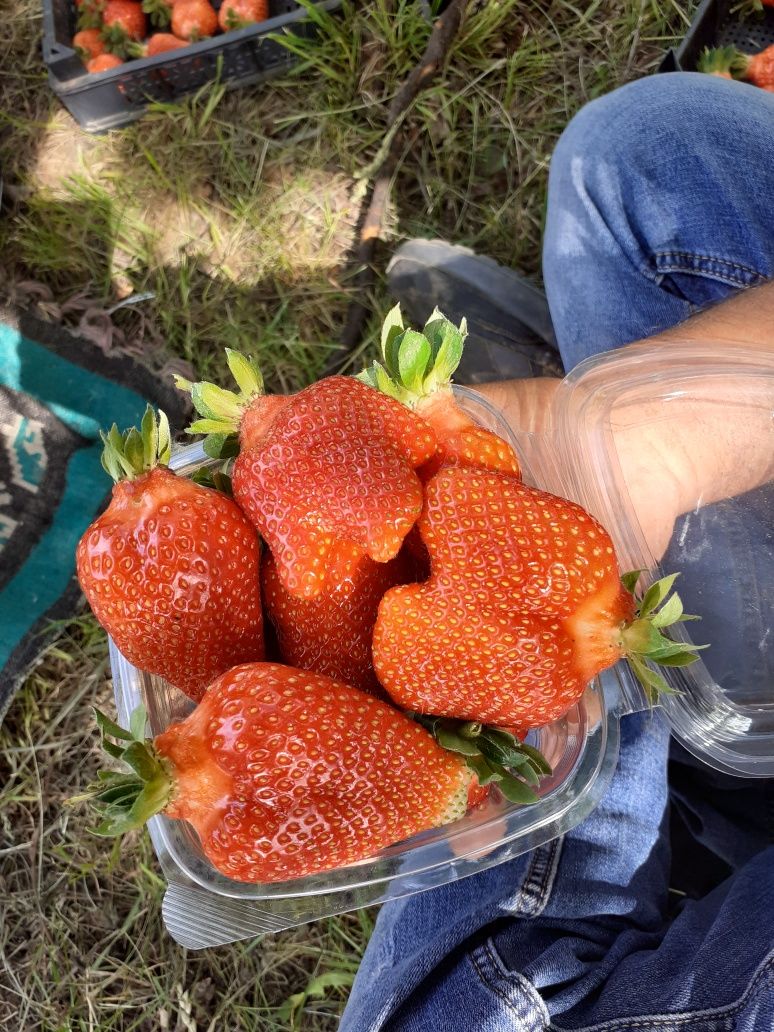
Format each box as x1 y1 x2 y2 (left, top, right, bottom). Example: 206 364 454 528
110 353 774 947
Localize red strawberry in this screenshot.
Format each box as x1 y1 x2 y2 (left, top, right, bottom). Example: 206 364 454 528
73 27 106 61
218 0 268 31
87 53 124 71
373 466 702 729
76 408 265 702
176 352 438 598
360 306 521 480
145 32 188 55
262 540 416 696
171 0 218 40
737 44 774 91
84 663 485 882
101 0 147 45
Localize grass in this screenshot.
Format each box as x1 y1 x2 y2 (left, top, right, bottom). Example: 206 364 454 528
0 0 693 1027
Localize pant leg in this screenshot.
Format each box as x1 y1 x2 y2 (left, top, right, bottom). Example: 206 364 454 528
543 73 774 371
344 714 774 1031
341 712 673 1032
543 69 774 873
343 73 774 1032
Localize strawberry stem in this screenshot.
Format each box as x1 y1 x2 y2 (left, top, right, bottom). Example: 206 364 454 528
72 706 173 836
100 405 171 482
175 349 264 458
413 715 551 805
619 571 707 703
357 304 467 408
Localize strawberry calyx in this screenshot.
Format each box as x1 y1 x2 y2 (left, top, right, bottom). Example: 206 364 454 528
617 571 706 702
697 45 737 76
190 464 234 496
357 304 467 410
76 706 174 836
124 38 147 57
223 8 251 28
175 349 264 459
77 4 104 29
141 0 171 28
101 22 133 55
697 45 751 79
100 405 172 482
412 714 552 805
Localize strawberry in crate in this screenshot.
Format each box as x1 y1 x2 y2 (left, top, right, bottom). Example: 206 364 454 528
699 44 774 92
218 0 269 31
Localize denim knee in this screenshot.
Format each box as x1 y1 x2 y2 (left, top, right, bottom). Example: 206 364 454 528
547 72 764 206
543 73 773 362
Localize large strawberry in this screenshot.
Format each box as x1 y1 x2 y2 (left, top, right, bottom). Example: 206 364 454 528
218 0 268 31
262 541 417 696
76 407 264 701
176 353 438 598
171 0 218 41
373 467 702 728
359 306 521 480
83 663 498 883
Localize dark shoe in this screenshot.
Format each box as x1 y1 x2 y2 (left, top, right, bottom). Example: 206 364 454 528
386 239 562 383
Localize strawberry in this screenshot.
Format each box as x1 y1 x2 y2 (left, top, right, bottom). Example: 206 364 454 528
73 27 106 61
699 44 774 91
145 31 189 54
83 664 489 883
87 52 124 71
359 306 521 480
176 352 438 598
218 0 268 31
737 44 774 91
171 0 218 41
373 466 702 729
76 407 265 702
262 541 416 696
101 0 146 49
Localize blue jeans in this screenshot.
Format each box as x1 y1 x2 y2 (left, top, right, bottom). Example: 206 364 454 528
342 74 774 1031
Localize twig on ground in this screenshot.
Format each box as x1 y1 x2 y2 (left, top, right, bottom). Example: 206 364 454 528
326 0 471 374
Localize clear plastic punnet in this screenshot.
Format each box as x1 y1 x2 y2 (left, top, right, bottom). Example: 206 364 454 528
110 344 774 948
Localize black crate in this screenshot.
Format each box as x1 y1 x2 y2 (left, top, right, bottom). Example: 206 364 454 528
42 0 343 132
661 0 774 72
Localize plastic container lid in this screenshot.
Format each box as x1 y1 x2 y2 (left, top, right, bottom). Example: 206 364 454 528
515 339 774 777
109 345 774 946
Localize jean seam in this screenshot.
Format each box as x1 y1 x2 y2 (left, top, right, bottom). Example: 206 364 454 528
652 251 767 287
547 949 774 1032
654 251 765 276
517 836 564 916
469 941 549 1030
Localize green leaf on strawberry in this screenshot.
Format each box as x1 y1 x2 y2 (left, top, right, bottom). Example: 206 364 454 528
413 714 551 806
